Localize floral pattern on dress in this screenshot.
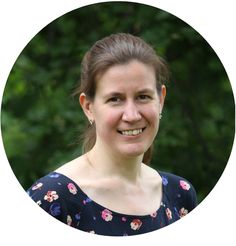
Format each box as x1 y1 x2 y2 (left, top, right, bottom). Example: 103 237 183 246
36 200 42 206
166 208 172 220
101 209 113 221
179 207 188 217
121 217 127 222
27 171 197 236
32 182 43 190
150 212 157 218
44 190 59 202
50 202 61 216
130 219 142 230
83 197 92 205
67 215 72 226
67 183 77 195
179 180 191 190
162 176 168 186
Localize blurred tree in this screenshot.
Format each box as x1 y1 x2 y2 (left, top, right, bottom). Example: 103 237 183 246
1 2 234 203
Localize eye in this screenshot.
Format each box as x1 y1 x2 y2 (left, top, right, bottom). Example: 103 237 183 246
137 95 152 101
107 97 122 103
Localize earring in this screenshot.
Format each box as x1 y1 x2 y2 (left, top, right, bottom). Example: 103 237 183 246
89 119 94 125
159 113 162 120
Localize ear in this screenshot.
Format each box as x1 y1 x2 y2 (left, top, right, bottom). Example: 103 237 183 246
79 93 94 122
159 85 166 113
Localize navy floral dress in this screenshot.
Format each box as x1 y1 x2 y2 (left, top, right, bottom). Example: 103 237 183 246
27 171 197 236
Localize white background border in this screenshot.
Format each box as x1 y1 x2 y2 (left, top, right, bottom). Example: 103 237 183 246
0 0 235 245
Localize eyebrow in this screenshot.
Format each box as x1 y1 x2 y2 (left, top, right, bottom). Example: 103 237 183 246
104 88 155 98
103 92 123 99
137 88 155 94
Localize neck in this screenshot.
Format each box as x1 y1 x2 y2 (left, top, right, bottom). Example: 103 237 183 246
86 143 144 183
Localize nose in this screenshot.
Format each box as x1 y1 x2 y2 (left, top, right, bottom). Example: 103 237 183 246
122 101 142 122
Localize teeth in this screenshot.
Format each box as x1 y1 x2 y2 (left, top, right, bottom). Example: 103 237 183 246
121 129 143 136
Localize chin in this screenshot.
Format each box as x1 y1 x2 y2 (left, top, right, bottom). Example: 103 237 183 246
117 146 147 159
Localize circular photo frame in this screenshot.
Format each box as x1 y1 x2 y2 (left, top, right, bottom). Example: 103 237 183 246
0 0 235 244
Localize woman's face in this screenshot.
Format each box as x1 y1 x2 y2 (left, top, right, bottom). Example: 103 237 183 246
81 60 166 160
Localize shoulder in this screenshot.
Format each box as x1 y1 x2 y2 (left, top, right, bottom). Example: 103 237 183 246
27 172 83 217
159 171 198 210
26 173 65 221
159 171 191 188
54 156 88 183
27 173 67 207
27 171 84 200
141 164 163 189
27 172 68 197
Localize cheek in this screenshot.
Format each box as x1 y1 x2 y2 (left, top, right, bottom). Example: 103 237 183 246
95 109 121 134
143 106 159 124
104 110 121 129
105 112 120 127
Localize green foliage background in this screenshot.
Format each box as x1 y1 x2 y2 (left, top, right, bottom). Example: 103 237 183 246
1 2 235 202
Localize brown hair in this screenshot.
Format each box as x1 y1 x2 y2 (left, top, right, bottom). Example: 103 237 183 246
73 33 168 164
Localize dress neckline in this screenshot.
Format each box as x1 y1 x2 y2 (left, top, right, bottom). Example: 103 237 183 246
51 171 166 218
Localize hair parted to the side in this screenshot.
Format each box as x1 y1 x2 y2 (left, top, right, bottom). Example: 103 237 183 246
73 33 169 164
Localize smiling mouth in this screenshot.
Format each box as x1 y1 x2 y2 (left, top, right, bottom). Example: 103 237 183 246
117 127 146 136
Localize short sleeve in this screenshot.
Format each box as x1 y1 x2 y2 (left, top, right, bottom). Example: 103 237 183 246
27 173 74 225
160 171 198 216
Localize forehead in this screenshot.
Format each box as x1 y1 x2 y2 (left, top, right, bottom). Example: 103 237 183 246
95 60 156 94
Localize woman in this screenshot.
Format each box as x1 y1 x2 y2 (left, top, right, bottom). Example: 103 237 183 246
27 33 197 236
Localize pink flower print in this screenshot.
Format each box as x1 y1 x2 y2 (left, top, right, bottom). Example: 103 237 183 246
130 219 142 230
150 212 157 218
67 215 72 226
166 208 172 220
122 217 127 222
179 180 191 191
67 183 77 195
32 182 43 190
179 207 188 218
101 209 113 222
44 190 59 202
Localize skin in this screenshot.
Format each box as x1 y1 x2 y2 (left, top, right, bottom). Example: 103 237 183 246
56 60 166 215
